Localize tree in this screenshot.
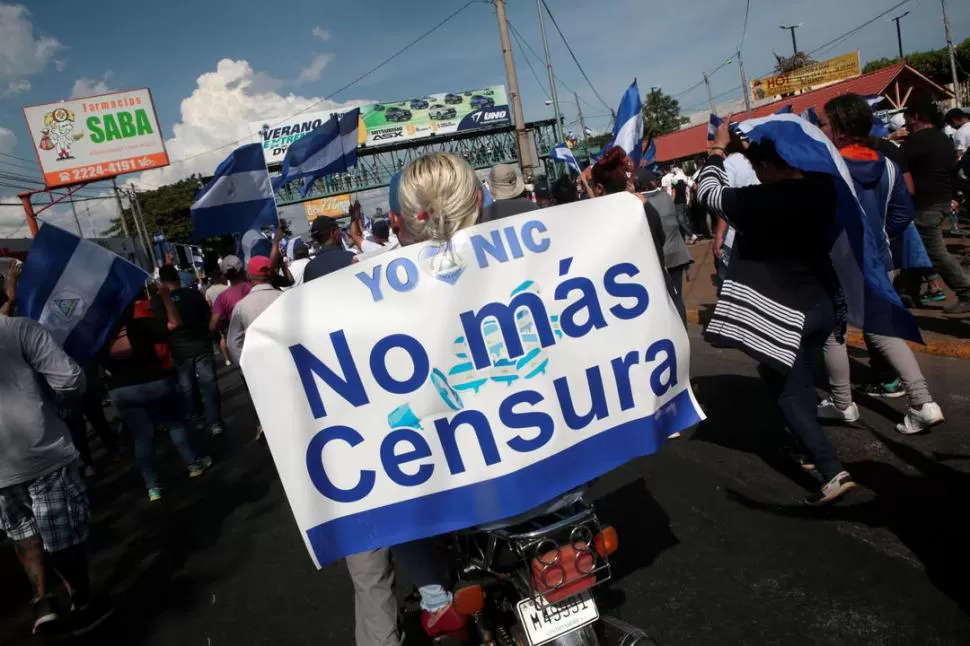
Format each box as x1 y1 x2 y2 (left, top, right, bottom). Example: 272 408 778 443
642 88 689 139
773 52 818 74
862 37 970 87
101 176 202 242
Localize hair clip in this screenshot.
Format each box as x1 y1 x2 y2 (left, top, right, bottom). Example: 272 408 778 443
416 212 428 221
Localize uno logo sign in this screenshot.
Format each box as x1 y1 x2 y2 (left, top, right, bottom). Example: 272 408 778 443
472 109 509 124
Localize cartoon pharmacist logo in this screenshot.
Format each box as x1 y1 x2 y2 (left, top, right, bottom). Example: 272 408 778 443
38 108 84 161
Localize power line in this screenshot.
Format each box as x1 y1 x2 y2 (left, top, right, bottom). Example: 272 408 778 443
738 0 751 50
505 20 599 113
508 19 550 99
539 0 612 113
167 0 486 168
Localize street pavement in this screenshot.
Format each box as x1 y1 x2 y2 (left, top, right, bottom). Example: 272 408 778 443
2 326 969 646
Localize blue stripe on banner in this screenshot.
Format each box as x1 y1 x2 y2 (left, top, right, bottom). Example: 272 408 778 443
63 258 147 364
192 197 278 239
304 388 702 567
16 225 81 320
209 143 267 176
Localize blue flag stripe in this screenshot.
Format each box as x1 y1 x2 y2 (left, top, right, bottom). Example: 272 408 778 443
17 225 81 321
205 143 268 178
192 199 278 240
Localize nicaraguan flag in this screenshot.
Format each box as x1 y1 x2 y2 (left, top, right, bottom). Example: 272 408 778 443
607 80 644 167
280 109 360 198
774 104 793 114
738 114 922 343
708 114 723 141
17 224 150 364
641 138 657 169
192 143 278 239
550 142 581 172
800 107 819 126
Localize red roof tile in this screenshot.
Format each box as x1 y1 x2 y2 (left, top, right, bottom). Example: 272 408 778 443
654 63 942 163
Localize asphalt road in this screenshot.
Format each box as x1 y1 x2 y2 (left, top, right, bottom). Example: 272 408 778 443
2 326 969 646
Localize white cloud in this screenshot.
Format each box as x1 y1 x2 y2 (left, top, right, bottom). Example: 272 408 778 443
0 189 120 238
133 58 370 188
70 72 114 98
0 4 64 90
311 26 331 41
295 53 334 84
0 126 15 154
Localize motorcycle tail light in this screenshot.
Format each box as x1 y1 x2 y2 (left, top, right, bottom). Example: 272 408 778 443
594 526 618 558
454 584 485 615
532 544 596 603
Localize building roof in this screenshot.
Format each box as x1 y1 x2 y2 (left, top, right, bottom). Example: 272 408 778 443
654 63 947 163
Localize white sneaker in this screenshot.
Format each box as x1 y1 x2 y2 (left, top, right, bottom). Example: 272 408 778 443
817 399 860 423
896 402 945 435
667 431 682 440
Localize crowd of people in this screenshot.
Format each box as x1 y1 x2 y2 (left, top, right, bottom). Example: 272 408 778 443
0 90 968 642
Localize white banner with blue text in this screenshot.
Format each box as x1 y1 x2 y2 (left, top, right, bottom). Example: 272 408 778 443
240 192 705 567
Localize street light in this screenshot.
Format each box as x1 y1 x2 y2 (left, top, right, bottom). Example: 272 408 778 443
890 11 910 59
779 23 803 55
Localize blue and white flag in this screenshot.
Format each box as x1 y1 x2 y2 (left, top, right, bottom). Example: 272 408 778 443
549 142 581 172
607 80 644 167
640 138 657 169
280 109 360 198
738 114 922 343
800 107 819 126
774 104 793 115
707 114 724 141
192 143 278 239
17 224 150 364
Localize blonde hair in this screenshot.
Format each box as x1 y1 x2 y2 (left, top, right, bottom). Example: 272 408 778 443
397 152 481 243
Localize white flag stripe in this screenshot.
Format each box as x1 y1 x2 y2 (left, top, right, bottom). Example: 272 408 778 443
37 238 115 345
290 136 343 176
192 170 273 209
613 115 642 156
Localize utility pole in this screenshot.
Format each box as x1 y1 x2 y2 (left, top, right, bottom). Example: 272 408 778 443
703 73 717 115
493 0 535 180
737 50 752 113
127 187 157 269
67 193 83 237
111 178 132 240
575 92 591 165
891 11 910 59
941 0 962 105
780 23 802 55
536 0 564 142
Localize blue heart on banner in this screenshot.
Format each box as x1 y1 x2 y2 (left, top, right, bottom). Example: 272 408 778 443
417 241 468 285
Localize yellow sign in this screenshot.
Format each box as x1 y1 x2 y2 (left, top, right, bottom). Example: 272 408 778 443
304 194 352 222
750 52 861 101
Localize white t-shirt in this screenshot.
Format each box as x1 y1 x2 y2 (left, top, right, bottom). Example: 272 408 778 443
953 122 970 156
287 257 311 287
721 153 761 250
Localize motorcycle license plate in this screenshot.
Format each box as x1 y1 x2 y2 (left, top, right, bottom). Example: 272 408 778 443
515 590 599 646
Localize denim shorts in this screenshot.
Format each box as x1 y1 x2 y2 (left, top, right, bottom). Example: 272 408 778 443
0 462 90 551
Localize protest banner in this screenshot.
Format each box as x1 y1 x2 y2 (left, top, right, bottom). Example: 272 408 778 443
240 192 705 567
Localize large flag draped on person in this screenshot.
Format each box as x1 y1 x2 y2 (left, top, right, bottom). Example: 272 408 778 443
738 113 922 343
275 109 360 198
191 143 278 239
549 142 581 172
606 80 644 167
16 224 150 364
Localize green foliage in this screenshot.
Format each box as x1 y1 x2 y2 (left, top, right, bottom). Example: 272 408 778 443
862 37 970 86
642 87 689 140
586 132 612 149
101 176 201 242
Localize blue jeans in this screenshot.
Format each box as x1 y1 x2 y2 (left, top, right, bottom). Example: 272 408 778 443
174 353 222 427
109 378 198 489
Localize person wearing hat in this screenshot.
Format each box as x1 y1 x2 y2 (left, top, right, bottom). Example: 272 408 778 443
303 216 355 283
226 256 282 365
286 238 312 287
208 254 252 339
480 163 539 223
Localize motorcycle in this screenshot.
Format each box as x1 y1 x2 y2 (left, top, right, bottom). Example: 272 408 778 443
426 497 654 646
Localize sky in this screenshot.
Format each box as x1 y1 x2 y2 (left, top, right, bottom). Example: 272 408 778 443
0 0 968 237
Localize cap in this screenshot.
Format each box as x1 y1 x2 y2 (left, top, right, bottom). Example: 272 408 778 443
310 216 339 238
219 255 243 274
488 164 525 201
247 255 272 277
388 171 403 214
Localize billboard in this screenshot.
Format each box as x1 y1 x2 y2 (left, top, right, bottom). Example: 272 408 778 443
304 194 352 222
251 86 512 164
750 52 861 101
23 88 169 189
